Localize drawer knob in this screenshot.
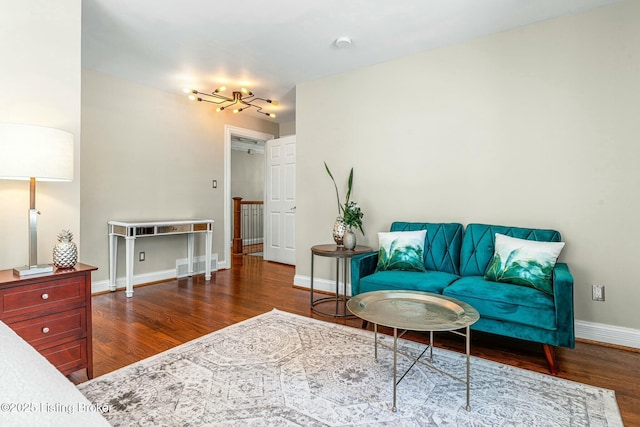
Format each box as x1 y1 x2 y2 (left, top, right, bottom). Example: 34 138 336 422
42 327 50 334
41 293 49 300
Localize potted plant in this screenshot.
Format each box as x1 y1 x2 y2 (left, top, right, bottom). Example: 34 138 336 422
324 162 364 249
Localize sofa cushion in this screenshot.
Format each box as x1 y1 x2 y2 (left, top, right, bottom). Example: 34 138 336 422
360 270 460 294
443 276 557 330
376 230 426 272
390 222 463 275
459 224 562 277
484 234 565 295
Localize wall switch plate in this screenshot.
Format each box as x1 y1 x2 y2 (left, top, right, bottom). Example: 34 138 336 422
592 284 605 301
139 251 145 262
212 180 217 188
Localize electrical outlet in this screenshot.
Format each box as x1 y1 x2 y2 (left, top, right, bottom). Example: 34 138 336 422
139 251 145 262
212 179 217 188
592 284 605 301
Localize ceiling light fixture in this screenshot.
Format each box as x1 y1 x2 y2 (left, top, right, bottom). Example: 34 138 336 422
184 87 278 118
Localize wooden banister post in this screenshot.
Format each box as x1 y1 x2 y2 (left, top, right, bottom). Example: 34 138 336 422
232 197 243 267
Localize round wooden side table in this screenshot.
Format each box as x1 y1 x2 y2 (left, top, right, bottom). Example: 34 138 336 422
310 244 373 317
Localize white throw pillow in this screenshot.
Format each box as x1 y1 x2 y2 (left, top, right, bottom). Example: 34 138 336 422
375 230 427 272
484 233 565 295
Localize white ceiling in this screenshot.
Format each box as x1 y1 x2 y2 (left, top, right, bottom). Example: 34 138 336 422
82 0 621 124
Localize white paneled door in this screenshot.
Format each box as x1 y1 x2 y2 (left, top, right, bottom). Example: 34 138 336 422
264 135 296 265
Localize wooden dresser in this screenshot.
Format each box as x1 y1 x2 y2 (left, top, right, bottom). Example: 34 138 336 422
0 263 96 379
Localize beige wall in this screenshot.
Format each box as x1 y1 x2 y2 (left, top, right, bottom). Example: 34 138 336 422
0 0 81 269
279 121 296 136
81 70 278 282
231 150 265 201
296 1 640 330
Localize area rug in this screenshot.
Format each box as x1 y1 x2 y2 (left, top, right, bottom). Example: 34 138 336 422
78 309 623 426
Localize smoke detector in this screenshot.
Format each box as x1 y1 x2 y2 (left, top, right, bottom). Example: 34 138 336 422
335 36 352 48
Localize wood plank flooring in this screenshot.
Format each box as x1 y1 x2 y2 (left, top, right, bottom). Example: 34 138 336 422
88 256 640 426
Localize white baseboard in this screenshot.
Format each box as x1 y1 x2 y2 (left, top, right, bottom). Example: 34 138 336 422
294 274 640 350
93 253 222 294
575 319 640 350
92 269 177 294
294 274 352 296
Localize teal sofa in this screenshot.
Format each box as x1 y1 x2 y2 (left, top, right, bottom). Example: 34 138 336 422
351 222 574 374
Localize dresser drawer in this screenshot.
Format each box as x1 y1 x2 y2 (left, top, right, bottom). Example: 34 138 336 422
0 264 96 379
9 307 86 347
0 276 85 319
40 338 88 376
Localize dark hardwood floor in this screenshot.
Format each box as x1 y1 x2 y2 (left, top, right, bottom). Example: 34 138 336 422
88 256 640 426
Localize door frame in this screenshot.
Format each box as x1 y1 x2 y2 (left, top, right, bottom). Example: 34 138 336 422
223 125 274 268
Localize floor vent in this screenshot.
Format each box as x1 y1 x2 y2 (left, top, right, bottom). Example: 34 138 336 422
176 255 218 278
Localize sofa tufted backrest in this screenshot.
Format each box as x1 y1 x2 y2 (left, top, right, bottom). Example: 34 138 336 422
459 223 562 277
390 222 463 275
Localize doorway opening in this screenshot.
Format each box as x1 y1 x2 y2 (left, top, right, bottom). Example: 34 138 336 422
223 125 273 268
231 136 265 261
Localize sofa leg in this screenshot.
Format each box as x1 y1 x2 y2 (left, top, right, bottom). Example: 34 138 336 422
543 344 558 375
361 320 369 330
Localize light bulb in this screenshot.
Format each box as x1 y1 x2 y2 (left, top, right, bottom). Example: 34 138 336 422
188 95 196 101
216 107 224 112
214 86 226 93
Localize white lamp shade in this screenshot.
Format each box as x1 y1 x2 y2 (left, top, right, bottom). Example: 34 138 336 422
0 123 74 181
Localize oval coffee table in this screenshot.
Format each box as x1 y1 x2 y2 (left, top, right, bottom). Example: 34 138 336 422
347 290 480 412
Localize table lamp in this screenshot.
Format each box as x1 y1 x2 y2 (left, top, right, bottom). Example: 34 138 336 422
0 123 74 276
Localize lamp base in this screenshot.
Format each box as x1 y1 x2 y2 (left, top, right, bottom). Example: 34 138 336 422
13 264 54 276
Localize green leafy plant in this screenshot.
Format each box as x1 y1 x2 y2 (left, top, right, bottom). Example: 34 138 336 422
324 162 364 234
343 201 364 234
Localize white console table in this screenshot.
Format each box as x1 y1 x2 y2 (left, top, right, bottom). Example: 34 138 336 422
108 219 214 297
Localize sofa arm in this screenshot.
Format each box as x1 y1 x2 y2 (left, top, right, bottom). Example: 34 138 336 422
553 262 575 348
350 252 378 296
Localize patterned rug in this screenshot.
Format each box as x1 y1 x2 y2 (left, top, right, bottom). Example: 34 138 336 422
78 309 623 426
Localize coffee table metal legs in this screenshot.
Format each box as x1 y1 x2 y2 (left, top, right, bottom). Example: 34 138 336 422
465 326 471 411
392 327 398 412
372 324 472 412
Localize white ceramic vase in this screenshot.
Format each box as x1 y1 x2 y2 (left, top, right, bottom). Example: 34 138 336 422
343 229 357 250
